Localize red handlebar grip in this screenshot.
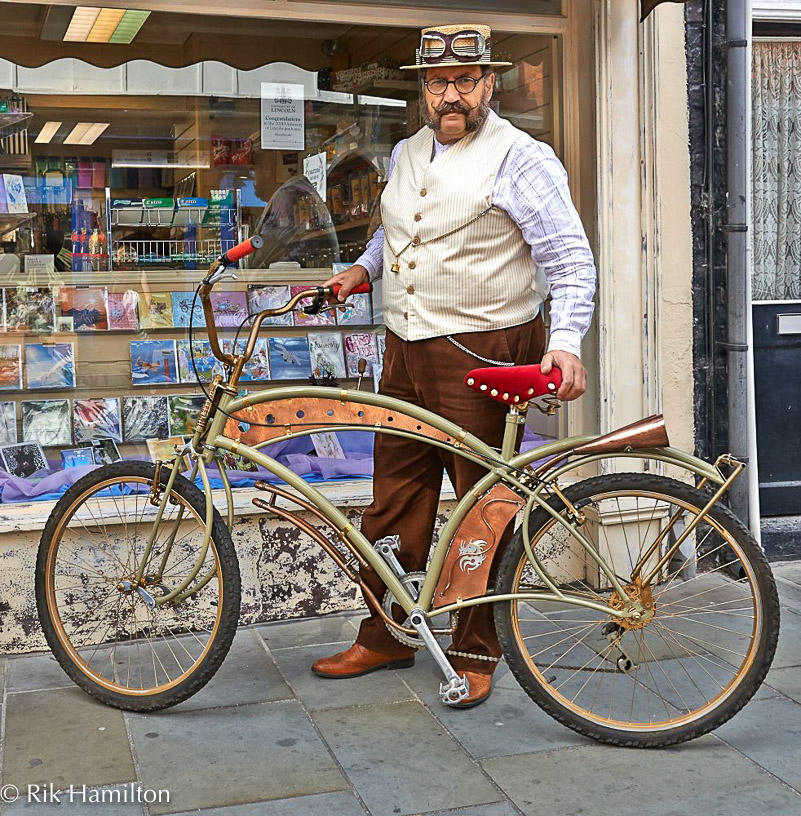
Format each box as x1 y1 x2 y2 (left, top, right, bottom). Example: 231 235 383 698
332 282 373 297
222 235 264 265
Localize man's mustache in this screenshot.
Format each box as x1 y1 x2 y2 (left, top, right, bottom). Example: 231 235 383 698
434 100 473 116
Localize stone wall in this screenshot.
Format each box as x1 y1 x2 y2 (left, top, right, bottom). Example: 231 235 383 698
0 482 455 655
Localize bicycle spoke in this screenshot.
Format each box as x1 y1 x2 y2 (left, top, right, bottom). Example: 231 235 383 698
504 479 772 739
44 472 225 698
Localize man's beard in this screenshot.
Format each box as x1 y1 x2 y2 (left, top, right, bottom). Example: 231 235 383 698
424 95 491 134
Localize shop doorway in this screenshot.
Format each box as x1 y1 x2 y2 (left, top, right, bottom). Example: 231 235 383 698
752 40 801 516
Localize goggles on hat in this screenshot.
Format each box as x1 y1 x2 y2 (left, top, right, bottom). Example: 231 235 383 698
419 29 488 63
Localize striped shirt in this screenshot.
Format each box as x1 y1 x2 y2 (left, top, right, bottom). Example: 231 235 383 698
355 120 596 358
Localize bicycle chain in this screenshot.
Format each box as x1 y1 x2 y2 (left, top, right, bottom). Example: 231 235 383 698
384 606 503 663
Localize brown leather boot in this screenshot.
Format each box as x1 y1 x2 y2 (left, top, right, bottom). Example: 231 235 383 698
450 670 493 708
311 642 415 679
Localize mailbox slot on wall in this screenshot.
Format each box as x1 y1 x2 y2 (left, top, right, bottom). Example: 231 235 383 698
777 313 801 335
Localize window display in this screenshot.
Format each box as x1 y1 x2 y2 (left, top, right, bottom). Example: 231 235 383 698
0 10 558 502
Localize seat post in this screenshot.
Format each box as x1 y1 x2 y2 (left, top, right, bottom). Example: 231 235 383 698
501 406 527 460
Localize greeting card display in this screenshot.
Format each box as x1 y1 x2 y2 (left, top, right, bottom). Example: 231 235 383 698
90 437 122 464
22 399 71 446
146 436 187 468
177 339 224 384
0 441 47 478
139 292 174 329
0 401 17 445
308 332 346 379
344 332 379 378
58 286 108 331
336 293 372 326
218 450 258 472
2 174 28 213
168 394 207 436
247 284 293 326
291 285 336 327
223 338 270 382
0 344 22 390
73 397 122 443
211 290 248 328
311 431 346 460
373 332 386 391
61 448 94 468
130 340 178 385
172 292 206 329
123 396 170 442
107 291 140 331
25 343 76 389
268 336 311 380
4 287 55 333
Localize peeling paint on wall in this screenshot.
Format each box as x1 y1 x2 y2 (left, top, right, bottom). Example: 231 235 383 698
0 501 456 655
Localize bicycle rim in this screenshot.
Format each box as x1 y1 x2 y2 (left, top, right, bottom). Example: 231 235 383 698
42 474 224 698
507 483 769 735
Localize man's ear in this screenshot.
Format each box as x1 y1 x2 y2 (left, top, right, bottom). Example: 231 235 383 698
486 70 496 98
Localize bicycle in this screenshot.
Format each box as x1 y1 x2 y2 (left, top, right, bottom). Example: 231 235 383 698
36 236 780 748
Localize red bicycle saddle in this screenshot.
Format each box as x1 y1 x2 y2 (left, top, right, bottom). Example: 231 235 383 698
464 364 562 406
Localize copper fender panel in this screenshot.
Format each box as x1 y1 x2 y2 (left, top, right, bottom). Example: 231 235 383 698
223 396 456 447
433 483 524 609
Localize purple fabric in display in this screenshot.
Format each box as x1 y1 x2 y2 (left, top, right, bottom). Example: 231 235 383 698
0 428 551 503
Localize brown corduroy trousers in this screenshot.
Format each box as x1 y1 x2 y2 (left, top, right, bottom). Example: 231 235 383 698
356 316 546 674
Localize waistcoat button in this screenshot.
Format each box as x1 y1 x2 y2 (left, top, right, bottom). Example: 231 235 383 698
403 311 408 320
414 213 422 221
407 285 415 294
412 235 420 246
408 261 416 269
420 188 427 196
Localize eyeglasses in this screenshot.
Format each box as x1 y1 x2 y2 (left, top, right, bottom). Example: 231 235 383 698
424 74 487 96
420 30 487 63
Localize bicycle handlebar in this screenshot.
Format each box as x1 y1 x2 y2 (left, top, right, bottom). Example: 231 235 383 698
197 259 374 374
219 235 264 266
332 282 373 297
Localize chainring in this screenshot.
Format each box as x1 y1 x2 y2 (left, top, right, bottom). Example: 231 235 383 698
382 572 427 649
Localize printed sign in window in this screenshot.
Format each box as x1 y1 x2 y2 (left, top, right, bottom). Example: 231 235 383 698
261 82 305 151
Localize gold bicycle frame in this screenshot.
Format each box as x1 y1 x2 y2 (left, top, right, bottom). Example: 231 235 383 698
138 270 743 628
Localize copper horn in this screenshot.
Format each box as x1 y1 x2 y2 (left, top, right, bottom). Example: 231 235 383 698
573 414 670 455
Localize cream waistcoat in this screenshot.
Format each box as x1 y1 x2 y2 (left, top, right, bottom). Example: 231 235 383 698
380 113 547 341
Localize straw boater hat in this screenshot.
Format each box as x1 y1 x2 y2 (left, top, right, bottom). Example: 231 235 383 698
401 24 512 70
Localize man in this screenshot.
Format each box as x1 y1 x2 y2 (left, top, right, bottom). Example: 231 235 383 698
316 23 596 707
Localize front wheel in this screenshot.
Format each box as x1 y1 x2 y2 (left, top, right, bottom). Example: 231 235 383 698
494 473 779 747
36 460 241 711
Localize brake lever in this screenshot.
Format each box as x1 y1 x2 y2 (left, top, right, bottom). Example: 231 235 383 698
298 287 327 316
203 267 238 287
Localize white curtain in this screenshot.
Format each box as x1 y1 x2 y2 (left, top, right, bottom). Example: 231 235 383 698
752 41 801 301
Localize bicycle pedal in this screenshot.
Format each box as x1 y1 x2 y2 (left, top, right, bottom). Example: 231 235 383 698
440 674 470 706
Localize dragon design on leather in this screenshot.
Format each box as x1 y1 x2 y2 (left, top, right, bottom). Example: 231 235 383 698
457 539 491 573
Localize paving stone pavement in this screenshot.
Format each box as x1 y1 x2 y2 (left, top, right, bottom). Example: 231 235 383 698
2 567 801 815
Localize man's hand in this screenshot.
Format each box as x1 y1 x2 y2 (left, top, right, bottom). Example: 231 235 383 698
540 350 586 401
322 264 369 302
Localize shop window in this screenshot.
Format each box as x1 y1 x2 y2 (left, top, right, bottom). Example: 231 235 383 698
0 5 560 502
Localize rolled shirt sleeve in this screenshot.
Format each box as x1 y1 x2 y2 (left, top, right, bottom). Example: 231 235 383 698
354 129 596 357
493 138 597 359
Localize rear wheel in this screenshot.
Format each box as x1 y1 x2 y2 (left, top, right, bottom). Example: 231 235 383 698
494 473 779 747
36 460 240 711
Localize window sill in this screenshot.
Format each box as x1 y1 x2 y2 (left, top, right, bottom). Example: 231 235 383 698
0 477 458 535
